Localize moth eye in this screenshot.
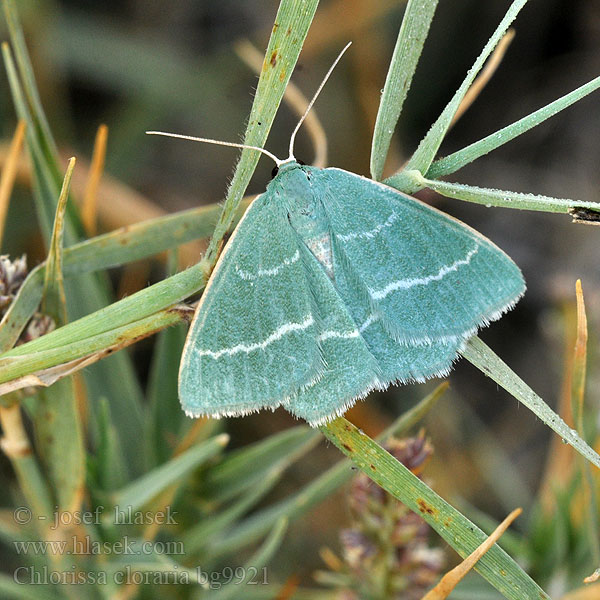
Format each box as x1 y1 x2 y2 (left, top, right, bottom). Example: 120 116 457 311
271 165 279 178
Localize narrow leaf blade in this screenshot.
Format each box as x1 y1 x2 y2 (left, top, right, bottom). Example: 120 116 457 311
110 434 229 514
370 0 439 180
387 0 529 192
320 417 550 600
427 75 600 180
461 336 600 470
403 170 600 215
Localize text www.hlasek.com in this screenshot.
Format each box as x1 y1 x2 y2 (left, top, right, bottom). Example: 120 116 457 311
13 536 184 556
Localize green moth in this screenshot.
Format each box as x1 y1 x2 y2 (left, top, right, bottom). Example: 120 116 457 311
149 47 525 426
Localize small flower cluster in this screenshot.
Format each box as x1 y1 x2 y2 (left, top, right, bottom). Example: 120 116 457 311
0 255 54 344
0 254 27 311
319 432 444 600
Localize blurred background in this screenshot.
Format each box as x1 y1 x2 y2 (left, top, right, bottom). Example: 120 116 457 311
0 0 599 588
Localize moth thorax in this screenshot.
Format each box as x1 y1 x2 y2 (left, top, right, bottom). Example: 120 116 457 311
306 234 334 279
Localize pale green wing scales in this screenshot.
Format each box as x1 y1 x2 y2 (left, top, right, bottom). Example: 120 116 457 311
331 241 459 385
178 192 322 418
284 244 382 425
316 167 525 344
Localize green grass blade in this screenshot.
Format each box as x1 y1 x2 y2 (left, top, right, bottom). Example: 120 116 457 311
0 573 60 599
209 385 446 558
42 158 74 322
3 0 57 154
370 0 439 180
182 469 281 555
461 336 600 470
30 379 85 513
0 200 247 352
202 0 320 266
403 169 600 215
63 200 248 276
209 517 288 600
392 381 448 432
0 262 207 358
108 434 229 518
208 458 347 561
2 2 147 475
320 417 550 600
203 426 321 503
0 307 190 388
427 75 600 180
29 158 84 514
387 0 529 193
1 42 60 239
88 398 128 491
143 249 191 469
144 323 189 469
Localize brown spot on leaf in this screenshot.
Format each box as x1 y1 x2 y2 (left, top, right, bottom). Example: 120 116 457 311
369 464 376 471
270 51 278 67
286 26 292 35
342 443 353 453
272 23 279 33
416 498 437 516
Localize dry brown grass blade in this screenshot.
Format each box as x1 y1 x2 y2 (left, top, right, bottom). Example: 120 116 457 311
0 120 26 248
0 141 205 266
234 38 328 168
538 291 579 513
584 569 600 584
82 123 108 236
0 354 105 395
275 574 301 600
560 582 600 599
570 280 599 552
421 507 522 600
302 0 398 58
68 155 169 227
0 402 31 459
319 546 344 571
573 279 588 421
450 29 515 128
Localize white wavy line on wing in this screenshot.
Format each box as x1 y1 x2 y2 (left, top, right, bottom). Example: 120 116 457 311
336 210 399 242
369 246 479 301
235 249 300 280
197 315 314 359
318 329 360 342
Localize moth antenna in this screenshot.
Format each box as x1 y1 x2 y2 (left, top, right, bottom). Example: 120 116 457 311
146 131 283 166
287 41 352 162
